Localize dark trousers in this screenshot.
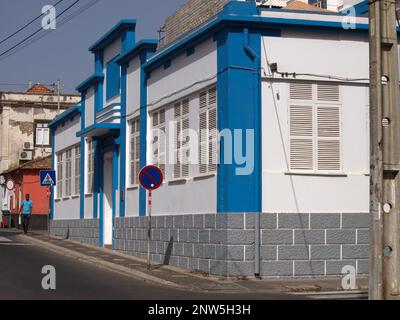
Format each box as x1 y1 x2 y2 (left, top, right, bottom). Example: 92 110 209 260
22 215 31 234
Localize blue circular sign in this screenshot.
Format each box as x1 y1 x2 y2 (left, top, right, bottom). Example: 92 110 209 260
139 165 164 191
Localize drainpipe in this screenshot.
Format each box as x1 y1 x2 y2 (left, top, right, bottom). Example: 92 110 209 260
243 28 261 278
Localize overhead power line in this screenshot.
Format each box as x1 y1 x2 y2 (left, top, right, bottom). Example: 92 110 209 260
0 0 102 62
0 0 81 59
0 0 65 46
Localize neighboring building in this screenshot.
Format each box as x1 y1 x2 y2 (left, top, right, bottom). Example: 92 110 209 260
0 84 80 214
49 0 376 278
2 157 52 230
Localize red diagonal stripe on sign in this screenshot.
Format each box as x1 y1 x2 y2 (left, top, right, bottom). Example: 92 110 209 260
143 170 158 185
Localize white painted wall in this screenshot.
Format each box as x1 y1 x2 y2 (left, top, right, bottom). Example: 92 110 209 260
138 36 219 216
84 195 94 219
85 87 95 128
125 188 140 216
103 39 121 107
126 56 141 118
147 89 217 216
261 30 370 213
54 198 80 220
262 30 369 81
54 117 81 220
148 37 217 110
54 116 80 153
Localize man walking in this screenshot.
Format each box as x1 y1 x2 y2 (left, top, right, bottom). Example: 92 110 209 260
20 194 33 234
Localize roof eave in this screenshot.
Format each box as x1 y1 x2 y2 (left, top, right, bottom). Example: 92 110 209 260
116 39 158 65
89 20 137 53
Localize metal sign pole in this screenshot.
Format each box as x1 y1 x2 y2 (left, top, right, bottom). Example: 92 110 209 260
147 190 152 270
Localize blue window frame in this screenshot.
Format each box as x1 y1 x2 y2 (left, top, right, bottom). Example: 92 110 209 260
106 57 121 101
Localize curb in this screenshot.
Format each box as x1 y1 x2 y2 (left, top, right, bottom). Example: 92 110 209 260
17 234 184 290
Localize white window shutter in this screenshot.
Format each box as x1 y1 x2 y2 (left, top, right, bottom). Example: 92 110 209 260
174 117 181 179
290 83 313 101
208 107 218 172
317 84 340 102
43 128 50 145
317 106 341 171
199 111 208 174
36 128 43 145
289 105 314 170
181 117 190 178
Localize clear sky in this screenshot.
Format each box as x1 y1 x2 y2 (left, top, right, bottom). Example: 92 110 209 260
0 0 187 93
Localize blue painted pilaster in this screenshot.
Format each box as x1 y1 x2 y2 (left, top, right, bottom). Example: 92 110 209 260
139 50 155 217
80 94 86 219
216 27 262 214
119 62 128 217
93 138 100 219
50 128 55 221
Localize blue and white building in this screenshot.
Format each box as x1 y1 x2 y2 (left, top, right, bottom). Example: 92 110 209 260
49 0 378 278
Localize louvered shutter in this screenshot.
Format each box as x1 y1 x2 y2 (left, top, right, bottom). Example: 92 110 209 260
290 83 313 101
289 105 314 170
43 126 50 145
36 127 44 146
182 100 190 177
198 87 218 174
208 107 218 172
317 106 341 171
174 103 182 179
182 116 190 177
199 110 208 174
317 84 340 102
152 110 166 176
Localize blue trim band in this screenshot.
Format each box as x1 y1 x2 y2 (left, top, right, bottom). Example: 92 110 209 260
49 104 81 129
76 123 120 138
143 1 370 73
76 74 104 93
117 40 158 65
96 109 122 121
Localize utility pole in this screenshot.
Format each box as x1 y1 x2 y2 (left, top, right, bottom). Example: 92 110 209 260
369 0 400 300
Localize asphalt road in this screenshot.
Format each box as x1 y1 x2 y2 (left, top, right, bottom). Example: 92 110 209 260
0 230 292 300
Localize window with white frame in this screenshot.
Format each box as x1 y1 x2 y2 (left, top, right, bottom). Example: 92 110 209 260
35 122 50 146
173 99 190 179
199 87 218 175
130 118 140 186
152 109 166 175
74 144 81 196
56 152 63 199
289 82 342 173
65 148 72 197
87 139 94 194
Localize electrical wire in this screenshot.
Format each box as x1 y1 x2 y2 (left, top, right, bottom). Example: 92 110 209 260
0 0 81 59
0 0 65 46
271 71 370 82
0 0 102 62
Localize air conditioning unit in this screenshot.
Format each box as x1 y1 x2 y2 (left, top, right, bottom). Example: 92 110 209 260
20 151 33 161
23 141 34 150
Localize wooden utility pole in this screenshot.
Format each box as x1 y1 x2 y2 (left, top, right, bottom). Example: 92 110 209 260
369 0 400 300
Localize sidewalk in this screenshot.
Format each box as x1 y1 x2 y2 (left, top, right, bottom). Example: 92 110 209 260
17 230 369 297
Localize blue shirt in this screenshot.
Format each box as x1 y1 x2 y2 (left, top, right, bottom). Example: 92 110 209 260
21 200 33 215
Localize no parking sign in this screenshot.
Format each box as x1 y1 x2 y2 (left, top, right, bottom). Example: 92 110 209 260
138 165 163 191
138 165 164 270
